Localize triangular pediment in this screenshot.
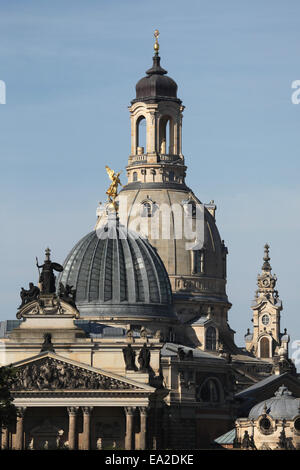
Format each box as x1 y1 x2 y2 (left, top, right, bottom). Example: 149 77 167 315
10 351 154 393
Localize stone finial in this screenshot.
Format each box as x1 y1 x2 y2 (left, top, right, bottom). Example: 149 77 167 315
263 402 268 414
274 385 292 397
262 243 272 272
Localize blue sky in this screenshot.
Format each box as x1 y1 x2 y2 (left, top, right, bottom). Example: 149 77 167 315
0 0 299 351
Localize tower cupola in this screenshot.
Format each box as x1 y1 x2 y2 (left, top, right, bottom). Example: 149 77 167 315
125 30 186 188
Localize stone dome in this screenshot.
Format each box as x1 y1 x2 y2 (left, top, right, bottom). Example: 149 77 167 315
249 386 300 420
134 55 179 102
58 220 175 321
117 187 229 305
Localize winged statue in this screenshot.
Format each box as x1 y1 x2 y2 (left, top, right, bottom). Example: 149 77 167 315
105 165 122 210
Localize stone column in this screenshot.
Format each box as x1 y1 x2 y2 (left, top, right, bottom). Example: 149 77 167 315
1 426 9 450
67 407 79 450
15 407 26 450
124 407 136 450
139 407 148 450
82 407 93 450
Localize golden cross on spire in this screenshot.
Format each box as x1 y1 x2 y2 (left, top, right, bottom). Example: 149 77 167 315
154 29 160 55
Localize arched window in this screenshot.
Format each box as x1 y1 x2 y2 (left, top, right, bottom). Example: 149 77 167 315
186 200 196 217
260 337 270 358
193 249 205 274
198 378 221 403
159 116 173 155
206 326 217 351
133 172 138 182
141 202 152 218
136 116 146 152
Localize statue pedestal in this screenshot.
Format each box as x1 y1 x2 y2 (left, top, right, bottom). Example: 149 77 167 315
125 370 149 384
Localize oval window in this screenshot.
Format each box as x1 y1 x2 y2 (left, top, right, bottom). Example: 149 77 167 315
260 417 271 431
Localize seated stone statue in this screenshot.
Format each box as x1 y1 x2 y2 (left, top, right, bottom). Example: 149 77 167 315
19 282 40 309
58 282 76 307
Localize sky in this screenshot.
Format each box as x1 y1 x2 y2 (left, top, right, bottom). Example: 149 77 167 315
0 0 299 352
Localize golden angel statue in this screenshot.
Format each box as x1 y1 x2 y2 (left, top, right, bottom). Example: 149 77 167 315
105 165 122 210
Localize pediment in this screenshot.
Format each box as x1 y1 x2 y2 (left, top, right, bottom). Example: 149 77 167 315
16 295 79 319
10 352 154 393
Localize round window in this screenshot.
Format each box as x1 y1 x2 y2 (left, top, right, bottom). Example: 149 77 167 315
262 314 269 326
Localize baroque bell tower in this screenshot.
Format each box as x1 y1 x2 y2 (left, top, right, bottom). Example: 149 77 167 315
245 244 290 360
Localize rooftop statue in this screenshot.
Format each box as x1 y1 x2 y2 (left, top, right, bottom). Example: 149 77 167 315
58 282 76 307
122 344 137 371
36 248 63 294
19 282 40 309
138 344 151 372
105 166 122 211
40 332 55 353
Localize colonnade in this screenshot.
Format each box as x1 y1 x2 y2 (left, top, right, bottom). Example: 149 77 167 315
1 405 149 450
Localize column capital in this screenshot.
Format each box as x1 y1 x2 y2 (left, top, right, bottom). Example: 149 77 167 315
17 407 27 417
125 406 136 416
82 406 93 415
139 406 149 416
67 406 79 416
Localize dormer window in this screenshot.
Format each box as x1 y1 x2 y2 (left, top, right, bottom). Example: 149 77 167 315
140 198 157 218
141 202 152 218
206 326 217 351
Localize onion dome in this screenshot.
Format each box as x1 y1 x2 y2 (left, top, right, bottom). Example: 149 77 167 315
249 386 300 420
57 221 175 321
135 55 178 101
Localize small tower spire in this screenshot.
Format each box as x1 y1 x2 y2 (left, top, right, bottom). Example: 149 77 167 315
262 243 272 272
245 242 285 361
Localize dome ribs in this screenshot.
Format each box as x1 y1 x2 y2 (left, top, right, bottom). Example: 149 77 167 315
57 227 175 319
76 234 99 302
127 234 147 303
88 236 103 302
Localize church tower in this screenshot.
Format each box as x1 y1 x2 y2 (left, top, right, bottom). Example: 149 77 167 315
245 244 289 360
96 31 235 353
